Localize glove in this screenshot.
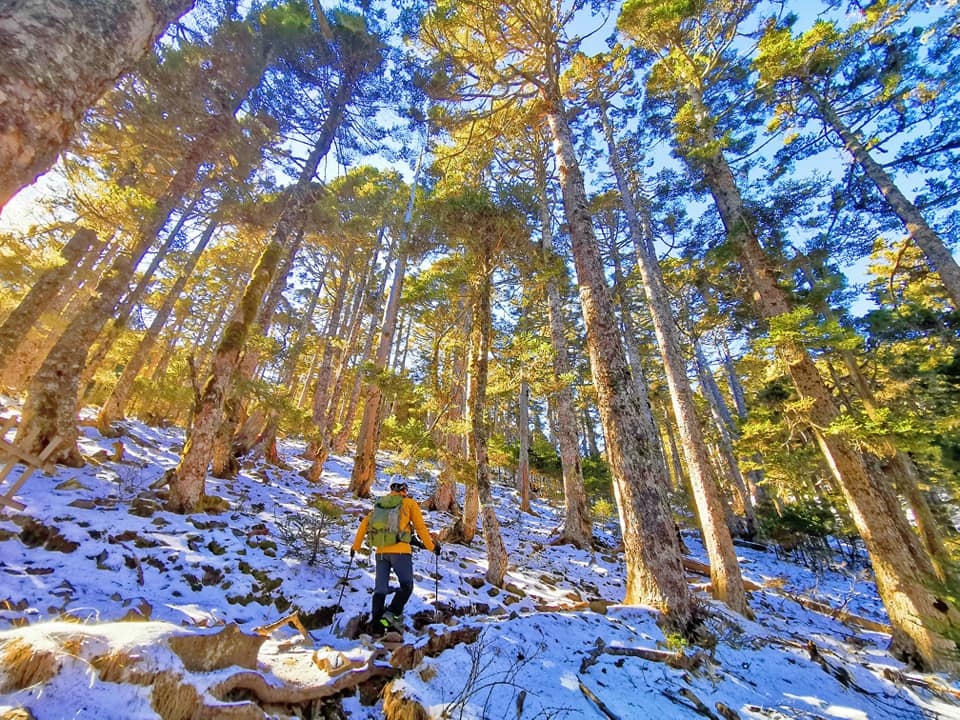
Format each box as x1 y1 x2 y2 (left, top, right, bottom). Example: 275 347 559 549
433 543 441 556
350 549 355 558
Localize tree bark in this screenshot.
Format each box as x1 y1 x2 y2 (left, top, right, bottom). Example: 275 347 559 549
535 156 592 548
0 0 196 211
700 147 960 672
804 81 960 309
15 235 133 466
469 245 508 587
170 241 283 512
600 103 750 618
545 99 697 632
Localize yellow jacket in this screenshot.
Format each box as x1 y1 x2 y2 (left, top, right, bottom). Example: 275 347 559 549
352 493 436 554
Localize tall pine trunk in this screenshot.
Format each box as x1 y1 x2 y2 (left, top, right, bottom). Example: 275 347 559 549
469 244 508 587
700 148 960 672
0 0 195 210
545 98 697 632
804 81 960 309
600 104 750 618
170 241 283 512
536 158 591 548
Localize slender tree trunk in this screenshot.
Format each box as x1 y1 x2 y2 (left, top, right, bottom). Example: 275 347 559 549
170 241 283 512
517 378 532 513
700 146 960 671
427 312 467 515
469 246 508 587
694 341 755 535
601 104 749 617
0 0 196 210
545 99 696 631
97 214 219 433
0 228 97 388
349 252 407 496
349 149 423 496
15 235 136 465
252 267 326 465
333 233 396 456
81 195 203 395
804 81 960 309
307 251 354 480
536 160 591 548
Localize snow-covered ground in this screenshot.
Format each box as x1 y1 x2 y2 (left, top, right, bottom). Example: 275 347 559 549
1 406 959 719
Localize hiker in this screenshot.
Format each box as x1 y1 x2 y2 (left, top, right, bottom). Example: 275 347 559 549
351 481 440 636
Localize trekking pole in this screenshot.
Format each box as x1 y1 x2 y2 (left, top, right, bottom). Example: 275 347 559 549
434 547 440 622
332 551 354 632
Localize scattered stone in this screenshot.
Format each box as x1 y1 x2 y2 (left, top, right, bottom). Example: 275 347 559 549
55 479 87 491
67 499 96 510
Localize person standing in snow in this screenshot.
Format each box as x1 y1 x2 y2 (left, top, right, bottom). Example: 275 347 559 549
351 481 440 636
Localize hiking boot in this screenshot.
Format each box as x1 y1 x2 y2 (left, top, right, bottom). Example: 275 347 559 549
369 618 387 638
381 611 403 631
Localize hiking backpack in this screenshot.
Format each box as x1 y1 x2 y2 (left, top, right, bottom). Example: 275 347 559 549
366 494 411 548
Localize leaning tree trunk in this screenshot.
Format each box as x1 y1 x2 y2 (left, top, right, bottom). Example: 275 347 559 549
535 159 592 549
798 260 955 582
0 0 196 211
349 151 422 496
0 228 97 385
600 103 750 618
14 86 245 458
545 97 697 633
700 147 960 673
15 235 133 466
97 213 219 434
169 241 283 512
804 81 960 310
81 195 202 396
469 247 509 587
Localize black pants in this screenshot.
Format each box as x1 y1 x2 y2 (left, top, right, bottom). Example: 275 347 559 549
371 552 414 621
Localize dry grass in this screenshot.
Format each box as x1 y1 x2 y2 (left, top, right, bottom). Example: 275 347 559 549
0 637 59 692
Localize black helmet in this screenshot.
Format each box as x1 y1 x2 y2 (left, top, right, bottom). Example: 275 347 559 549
390 481 408 492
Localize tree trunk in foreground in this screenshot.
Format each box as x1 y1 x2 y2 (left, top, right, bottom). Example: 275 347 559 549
546 99 697 633
600 104 750 618
169 241 283 512
536 159 591 549
701 149 960 673
0 0 195 211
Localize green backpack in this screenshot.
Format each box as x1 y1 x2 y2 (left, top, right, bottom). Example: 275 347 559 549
367 494 412 548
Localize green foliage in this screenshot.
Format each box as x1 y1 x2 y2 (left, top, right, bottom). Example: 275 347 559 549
581 453 614 503
759 499 836 542
591 497 617 525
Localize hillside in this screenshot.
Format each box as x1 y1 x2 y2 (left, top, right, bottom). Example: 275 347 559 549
1 406 959 719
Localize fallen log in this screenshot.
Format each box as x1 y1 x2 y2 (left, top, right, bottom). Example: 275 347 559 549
579 677 621 720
